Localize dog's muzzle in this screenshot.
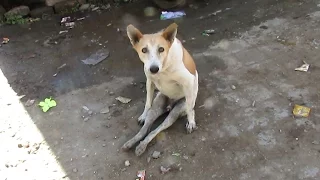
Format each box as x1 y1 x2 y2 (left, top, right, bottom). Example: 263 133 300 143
149 65 159 74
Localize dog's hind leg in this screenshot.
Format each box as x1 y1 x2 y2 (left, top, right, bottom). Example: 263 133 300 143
135 99 186 156
122 92 167 151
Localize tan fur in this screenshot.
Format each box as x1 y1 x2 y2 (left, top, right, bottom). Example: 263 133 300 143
183 47 196 75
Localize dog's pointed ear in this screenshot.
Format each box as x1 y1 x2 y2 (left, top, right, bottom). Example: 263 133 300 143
162 23 178 43
127 24 143 46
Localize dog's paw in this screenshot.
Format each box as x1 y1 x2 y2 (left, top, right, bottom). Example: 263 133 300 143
186 121 197 134
138 112 147 125
135 142 148 156
121 141 134 151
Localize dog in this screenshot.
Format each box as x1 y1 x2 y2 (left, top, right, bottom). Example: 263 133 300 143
122 23 199 156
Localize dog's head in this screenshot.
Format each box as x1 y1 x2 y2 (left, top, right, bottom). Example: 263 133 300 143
126 23 178 74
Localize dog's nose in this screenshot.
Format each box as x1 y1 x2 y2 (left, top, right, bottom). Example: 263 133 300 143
150 66 159 74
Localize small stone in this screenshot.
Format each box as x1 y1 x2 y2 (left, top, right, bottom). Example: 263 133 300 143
88 111 93 115
124 160 130 167
109 91 114 95
102 144 106 147
79 4 90 11
147 157 151 163
25 99 35 107
100 107 110 114
231 85 236 90
152 151 161 159
72 168 78 173
82 106 89 111
61 137 64 140
84 117 89 122
5 6 30 17
183 155 189 160
18 144 23 148
160 166 171 174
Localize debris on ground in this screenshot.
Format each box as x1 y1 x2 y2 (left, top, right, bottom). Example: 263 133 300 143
81 49 110 65
53 63 67 77
60 16 75 28
25 99 35 107
152 151 161 159
160 11 186 20
137 170 146 180
231 85 236 90
77 17 85 21
172 152 181 157
116 96 131 104
183 155 189 160
100 106 110 114
65 22 75 28
160 166 171 174
293 104 311 118
38 97 57 112
27 17 40 23
72 168 78 173
92 7 100 11
59 30 68 34
252 100 256 107
83 117 89 122
295 61 310 72
124 160 130 167
82 106 90 111
2 37 9 44
202 29 215 36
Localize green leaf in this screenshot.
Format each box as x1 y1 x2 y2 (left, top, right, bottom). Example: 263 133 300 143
48 99 57 107
39 101 46 107
42 105 50 112
44 98 51 104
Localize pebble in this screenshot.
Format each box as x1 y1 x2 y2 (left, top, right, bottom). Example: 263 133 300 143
147 157 151 163
183 155 189 160
231 85 236 90
84 117 89 122
160 166 171 174
102 144 106 147
109 91 114 95
152 151 161 159
100 107 110 114
124 160 130 167
73 168 78 173
82 106 89 111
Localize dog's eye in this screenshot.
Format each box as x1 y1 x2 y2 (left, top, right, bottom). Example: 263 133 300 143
158 47 164 53
142 47 148 53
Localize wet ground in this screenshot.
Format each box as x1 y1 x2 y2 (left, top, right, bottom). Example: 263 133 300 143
1 0 320 179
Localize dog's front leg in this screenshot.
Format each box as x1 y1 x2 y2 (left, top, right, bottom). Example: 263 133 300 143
183 83 197 133
138 78 155 124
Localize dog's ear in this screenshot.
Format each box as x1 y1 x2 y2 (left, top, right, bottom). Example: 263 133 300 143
162 23 178 43
127 24 143 46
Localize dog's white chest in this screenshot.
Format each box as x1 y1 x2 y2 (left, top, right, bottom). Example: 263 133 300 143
151 75 184 100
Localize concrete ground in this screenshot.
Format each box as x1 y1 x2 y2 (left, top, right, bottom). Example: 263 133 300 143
1 0 320 179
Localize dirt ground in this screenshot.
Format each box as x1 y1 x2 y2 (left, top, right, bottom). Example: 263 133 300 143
1 0 320 179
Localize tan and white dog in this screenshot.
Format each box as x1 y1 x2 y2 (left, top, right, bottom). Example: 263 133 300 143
122 23 199 156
